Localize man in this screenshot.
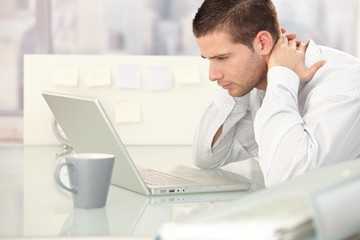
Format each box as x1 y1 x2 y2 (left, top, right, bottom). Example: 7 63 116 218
192 0 360 186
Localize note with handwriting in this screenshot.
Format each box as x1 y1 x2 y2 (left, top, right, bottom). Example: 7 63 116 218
173 64 201 84
83 64 111 87
113 64 142 89
52 63 79 86
146 65 173 91
115 99 141 123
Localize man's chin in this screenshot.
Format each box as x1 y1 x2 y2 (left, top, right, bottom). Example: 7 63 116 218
228 89 246 97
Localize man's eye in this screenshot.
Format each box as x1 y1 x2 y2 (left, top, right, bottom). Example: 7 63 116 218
217 56 227 60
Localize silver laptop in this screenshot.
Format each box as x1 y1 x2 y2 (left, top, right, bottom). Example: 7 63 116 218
42 91 250 195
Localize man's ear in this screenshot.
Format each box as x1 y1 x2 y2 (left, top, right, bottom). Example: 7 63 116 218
253 31 273 56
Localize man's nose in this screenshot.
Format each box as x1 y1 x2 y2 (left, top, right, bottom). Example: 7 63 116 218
208 62 223 82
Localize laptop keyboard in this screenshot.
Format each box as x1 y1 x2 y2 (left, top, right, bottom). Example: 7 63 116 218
139 168 194 186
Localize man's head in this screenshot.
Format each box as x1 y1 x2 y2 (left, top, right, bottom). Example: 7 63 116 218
193 0 281 97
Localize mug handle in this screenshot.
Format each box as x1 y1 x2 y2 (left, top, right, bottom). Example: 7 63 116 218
54 162 78 194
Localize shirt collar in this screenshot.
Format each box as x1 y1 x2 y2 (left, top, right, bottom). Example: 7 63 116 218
305 39 323 68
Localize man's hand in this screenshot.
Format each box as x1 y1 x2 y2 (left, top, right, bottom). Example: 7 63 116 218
269 31 326 84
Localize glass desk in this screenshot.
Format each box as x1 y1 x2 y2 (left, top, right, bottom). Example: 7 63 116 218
2 145 360 239
0 145 264 239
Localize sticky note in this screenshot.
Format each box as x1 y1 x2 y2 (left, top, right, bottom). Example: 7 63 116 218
146 65 173 91
115 99 141 123
113 64 142 89
83 64 111 87
52 63 79 86
173 64 202 84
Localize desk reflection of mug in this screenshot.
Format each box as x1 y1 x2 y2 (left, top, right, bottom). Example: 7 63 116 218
60 208 110 236
54 153 115 208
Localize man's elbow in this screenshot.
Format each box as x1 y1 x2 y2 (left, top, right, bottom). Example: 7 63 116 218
193 154 223 169
193 158 214 169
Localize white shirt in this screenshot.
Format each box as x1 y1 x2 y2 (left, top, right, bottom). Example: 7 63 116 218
193 40 360 187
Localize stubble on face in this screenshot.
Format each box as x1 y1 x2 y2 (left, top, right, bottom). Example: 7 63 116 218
228 52 267 97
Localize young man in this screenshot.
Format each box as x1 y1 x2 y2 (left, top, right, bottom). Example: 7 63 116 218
192 0 360 186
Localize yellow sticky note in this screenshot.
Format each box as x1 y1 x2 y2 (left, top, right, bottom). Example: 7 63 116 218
83 64 111 87
173 64 202 84
115 99 141 123
52 63 79 86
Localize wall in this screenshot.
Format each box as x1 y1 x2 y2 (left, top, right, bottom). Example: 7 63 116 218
23 54 216 146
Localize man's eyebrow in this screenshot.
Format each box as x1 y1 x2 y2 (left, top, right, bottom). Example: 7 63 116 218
201 53 230 59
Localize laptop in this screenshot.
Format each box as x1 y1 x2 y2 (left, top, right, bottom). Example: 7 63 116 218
42 91 250 195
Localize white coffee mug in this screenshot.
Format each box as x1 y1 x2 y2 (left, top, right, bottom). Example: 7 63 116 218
54 153 115 208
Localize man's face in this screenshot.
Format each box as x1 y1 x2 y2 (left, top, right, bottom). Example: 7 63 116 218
196 32 267 97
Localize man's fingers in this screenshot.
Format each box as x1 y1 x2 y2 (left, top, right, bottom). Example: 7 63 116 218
280 27 297 41
280 34 288 44
312 60 327 72
288 39 297 48
297 42 306 52
286 33 296 41
303 60 327 82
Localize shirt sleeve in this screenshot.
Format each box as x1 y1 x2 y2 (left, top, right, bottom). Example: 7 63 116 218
254 66 360 187
193 88 258 168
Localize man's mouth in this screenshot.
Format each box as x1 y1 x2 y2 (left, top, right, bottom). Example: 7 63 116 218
219 82 232 89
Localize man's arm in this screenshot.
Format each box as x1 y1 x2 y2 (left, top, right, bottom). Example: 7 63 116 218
255 35 326 186
255 35 360 186
193 88 257 168
255 65 360 186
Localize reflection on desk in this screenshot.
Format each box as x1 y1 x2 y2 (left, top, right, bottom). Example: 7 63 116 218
60 208 110 236
18 145 263 238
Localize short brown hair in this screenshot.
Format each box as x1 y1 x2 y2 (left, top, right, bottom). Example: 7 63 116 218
193 0 280 50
